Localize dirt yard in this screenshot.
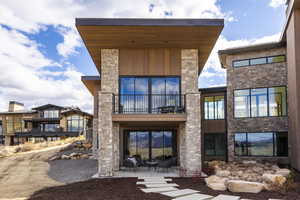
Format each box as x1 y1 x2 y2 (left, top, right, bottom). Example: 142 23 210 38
0 144 97 199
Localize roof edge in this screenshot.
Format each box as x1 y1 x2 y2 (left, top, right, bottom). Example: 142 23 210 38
218 41 286 56
76 18 224 27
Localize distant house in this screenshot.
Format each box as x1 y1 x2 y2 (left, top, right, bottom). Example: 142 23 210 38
0 101 92 145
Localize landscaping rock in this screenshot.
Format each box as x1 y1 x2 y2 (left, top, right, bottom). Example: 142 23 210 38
61 154 70 159
227 180 265 193
205 175 228 191
216 170 231 177
275 169 291 177
262 174 286 186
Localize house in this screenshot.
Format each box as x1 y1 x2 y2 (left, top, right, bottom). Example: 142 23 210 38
78 0 300 177
78 18 224 176
0 101 93 145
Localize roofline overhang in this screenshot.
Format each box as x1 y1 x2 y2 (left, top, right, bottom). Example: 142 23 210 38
199 86 227 93
76 18 224 74
81 76 101 96
218 41 286 68
75 18 224 27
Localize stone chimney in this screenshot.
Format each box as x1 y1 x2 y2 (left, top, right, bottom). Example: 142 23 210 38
8 101 24 112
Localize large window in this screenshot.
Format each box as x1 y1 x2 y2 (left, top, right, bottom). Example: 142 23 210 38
234 132 288 157
126 131 176 161
234 87 287 118
233 55 285 68
43 124 60 132
6 116 23 134
119 77 180 113
67 115 85 132
204 96 225 120
43 110 59 118
204 133 226 156
234 90 250 118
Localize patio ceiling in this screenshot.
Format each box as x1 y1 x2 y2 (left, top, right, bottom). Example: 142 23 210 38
76 18 224 73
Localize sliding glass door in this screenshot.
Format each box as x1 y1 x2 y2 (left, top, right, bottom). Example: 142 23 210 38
119 77 180 113
125 130 176 162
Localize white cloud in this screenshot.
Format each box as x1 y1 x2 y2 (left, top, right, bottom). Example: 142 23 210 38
56 27 81 57
0 0 235 57
0 0 236 112
269 0 286 8
0 26 92 112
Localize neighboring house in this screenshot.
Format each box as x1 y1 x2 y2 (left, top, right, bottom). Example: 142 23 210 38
78 18 224 176
0 101 92 145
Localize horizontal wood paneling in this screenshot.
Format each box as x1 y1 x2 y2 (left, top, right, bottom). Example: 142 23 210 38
119 48 181 76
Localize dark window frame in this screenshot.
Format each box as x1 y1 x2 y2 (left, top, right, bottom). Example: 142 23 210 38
204 133 227 156
204 95 225 120
232 55 286 68
119 76 181 113
233 86 287 119
124 130 177 162
234 132 288 157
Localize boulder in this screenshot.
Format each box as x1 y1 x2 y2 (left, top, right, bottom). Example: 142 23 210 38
227 180 265 193
205 175 228 191
216 169 231 177
61 154 70 159
262 174 286 186
275 169 291 177
242 160 257 165
80 154 89 159
208 161 226 169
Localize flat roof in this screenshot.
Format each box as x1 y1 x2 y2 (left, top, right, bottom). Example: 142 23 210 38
81 76 101 96
218 41 285 55
199 86 227 93
0 110 36 115
76 18 224 73
218 41 286 68
76 18 224 27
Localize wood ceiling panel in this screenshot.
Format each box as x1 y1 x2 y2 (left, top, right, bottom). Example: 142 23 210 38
76 19 223 72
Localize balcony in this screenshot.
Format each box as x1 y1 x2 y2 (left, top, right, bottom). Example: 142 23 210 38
112 94 186 123
113 94 185 114
15 128 80 137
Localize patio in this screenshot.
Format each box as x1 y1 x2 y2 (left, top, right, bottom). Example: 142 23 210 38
115 167 180 177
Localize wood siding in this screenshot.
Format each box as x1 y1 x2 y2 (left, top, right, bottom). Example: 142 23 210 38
119 48 181 76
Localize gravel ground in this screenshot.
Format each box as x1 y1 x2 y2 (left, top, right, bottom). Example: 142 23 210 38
0 144 97 199
48 159 97 183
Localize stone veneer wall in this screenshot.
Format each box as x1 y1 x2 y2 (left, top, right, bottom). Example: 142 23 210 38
97 49 119 176
92 83 100 156
179 49 202 176
225 47 289 163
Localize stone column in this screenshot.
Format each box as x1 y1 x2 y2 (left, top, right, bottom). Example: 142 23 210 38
4 136 12 146
180 49 202 176
98 49 119 177
92 84 100 157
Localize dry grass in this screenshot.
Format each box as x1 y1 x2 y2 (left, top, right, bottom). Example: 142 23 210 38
0 136 85 158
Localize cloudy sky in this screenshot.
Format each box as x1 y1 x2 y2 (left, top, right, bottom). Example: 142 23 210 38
0 0 286 113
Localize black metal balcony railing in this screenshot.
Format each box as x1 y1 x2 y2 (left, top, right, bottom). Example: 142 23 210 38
113 94 185 114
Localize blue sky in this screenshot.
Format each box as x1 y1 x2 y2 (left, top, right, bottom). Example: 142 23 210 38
0 0 286 112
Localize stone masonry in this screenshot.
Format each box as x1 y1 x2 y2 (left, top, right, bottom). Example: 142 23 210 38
225 47 289 163
180 49 202 176
98 49 119 176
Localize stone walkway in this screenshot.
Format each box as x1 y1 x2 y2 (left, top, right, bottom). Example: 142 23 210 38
137 177 282 200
